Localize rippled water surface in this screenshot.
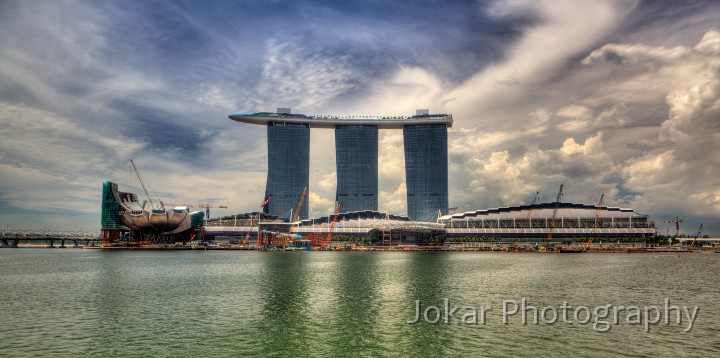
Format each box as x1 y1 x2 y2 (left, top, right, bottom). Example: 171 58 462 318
1 249 718 357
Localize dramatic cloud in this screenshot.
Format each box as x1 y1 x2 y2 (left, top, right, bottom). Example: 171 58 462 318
0 0 718 235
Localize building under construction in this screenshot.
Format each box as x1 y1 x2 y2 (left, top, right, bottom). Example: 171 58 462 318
294 211 446 245
101 181 205 245
204 202 656 246
190 183 659 247
203 210 445 246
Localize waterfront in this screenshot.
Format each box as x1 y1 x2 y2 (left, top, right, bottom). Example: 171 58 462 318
1 250 718 356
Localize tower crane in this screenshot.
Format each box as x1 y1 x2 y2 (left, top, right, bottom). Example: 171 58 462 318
547 184 564 242
198 203 228 223
664 217 683 238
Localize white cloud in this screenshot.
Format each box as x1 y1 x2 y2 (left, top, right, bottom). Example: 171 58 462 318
444 0 634 127
557 119 590 133
0 102 146 177
556 105 593 119
196 85 238 111
1 1 718 236
255 39 356 110
379 182 407 215
309 191 335 218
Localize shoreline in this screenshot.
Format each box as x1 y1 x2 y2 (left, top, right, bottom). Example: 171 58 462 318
3 243 717 253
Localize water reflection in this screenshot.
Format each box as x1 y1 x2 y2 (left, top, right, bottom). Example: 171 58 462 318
255 252 312 357
1 250 718 357
327 252 382 355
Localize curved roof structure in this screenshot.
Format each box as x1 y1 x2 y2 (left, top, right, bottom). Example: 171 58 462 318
439 202 655 236
441 202 646 221
107 181 197 234
295 210 444 231
298 210 410 227
229 112 453 129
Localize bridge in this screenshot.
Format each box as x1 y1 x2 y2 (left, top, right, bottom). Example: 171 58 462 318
1 234 100 248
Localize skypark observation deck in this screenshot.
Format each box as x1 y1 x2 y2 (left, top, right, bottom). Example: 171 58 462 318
229 109 452 221
229 112 453 129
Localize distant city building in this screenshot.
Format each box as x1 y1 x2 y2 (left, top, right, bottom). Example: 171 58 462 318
404 124 449 221
229 108 452 220
335 125 378 212
265 122 309 219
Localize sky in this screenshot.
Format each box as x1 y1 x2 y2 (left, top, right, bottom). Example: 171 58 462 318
0 0 718 236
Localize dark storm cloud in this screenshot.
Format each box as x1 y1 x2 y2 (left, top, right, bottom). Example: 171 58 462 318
0 0 718 235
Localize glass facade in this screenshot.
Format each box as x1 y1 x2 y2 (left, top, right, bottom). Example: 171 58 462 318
403 124 448 221
335 125 378 212
265 122 310 220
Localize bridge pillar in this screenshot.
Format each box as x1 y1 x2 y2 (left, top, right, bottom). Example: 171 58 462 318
60 239 66 248
1 239 20 248
47 239 54 248
72 239 80 248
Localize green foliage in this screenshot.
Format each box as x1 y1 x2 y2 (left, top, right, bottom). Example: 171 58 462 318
427 234 446 245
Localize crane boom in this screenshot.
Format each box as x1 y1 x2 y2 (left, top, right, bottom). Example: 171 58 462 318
324 202 343 248
548 184 564 241
588 193 604 247
687 224 703 249
244 197 271 246
129 159 156 209
526 191 540 228
291 186 308 223
520 191 540 244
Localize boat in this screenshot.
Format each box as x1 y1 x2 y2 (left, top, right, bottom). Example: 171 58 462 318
283 246 305 251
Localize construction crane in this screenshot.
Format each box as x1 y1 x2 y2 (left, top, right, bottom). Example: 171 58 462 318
526 191 540 229
588 193 604 248
686 224 703 249
547 184 564 242
324 202 343 249
291 186 308 223
664 217 683 238
519 191 540 245
129 159 158 209
162 203 193 208
198 203 228 222
244 197 270 247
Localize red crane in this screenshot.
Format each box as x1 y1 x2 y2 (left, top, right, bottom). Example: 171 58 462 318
323 202 343 249
244 197 270 247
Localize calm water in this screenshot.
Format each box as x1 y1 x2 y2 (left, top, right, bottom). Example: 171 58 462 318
1 249 718 357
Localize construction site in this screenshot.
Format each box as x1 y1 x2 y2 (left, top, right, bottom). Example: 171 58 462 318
95 160 720 252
